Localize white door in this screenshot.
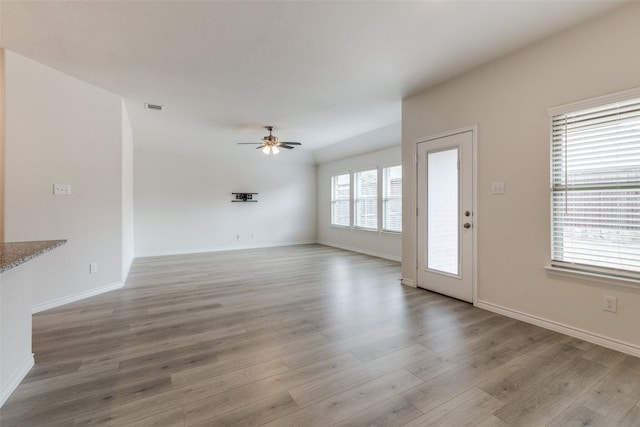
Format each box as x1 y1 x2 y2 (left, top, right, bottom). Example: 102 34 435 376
417 130 474 302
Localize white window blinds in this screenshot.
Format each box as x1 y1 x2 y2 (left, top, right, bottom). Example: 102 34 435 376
383 165 402 232
354 169 378 229
331 174 350 226
551 97 640 276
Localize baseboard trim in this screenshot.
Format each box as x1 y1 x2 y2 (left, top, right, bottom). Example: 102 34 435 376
401 278 416 288
136 240 318 259
316 241 401 262
0 353 34 408
32 281 125 314
477 300 640 358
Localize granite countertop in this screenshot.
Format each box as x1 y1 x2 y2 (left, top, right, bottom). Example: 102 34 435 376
0 240 67 273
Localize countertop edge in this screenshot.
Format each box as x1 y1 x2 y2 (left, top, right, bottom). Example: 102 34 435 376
0 240 67 273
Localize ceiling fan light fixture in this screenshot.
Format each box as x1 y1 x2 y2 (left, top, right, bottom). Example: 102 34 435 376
237 125 300 155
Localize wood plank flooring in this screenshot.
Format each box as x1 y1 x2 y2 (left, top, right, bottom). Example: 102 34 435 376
1 244 639 426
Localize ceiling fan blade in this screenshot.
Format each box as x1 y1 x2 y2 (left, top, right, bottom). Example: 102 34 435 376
256 145 266 149
237 143 262 145
279 141 301 145
278 144 295 149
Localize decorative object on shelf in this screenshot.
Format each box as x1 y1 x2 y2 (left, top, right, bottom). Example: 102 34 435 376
237 126 302 155
231 193 258 202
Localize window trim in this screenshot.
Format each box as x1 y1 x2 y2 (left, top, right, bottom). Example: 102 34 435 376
547 87 640 117
544 265 640 290
547 86 640 284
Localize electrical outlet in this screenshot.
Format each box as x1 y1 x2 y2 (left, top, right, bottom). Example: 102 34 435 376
89 262 98 274
603 295 617 313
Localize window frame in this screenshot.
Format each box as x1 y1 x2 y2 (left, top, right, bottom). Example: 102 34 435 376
382 164 402 233
547 87 640 282
330 172 351 228
353 168 379 231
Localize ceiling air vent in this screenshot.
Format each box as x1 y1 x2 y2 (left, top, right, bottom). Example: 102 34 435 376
144 103 164 111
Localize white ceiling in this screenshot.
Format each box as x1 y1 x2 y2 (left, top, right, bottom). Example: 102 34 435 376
0 0 627 157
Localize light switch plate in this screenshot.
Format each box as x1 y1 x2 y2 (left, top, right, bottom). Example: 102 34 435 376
603 295 617 313
491 181 505 195
53 184 71 195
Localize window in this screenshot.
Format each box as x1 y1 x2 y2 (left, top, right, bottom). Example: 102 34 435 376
383 165 402 232
551 96 640 277
354 169 378 229
331 173 350 226
330 165 403 233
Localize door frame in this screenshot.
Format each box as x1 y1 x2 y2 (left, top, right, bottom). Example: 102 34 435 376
415 125 478 305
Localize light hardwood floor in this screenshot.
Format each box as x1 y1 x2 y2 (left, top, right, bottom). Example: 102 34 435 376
1 244 639 426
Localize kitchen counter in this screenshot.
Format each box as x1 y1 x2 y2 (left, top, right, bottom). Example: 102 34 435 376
0 240 66 273
0 239 65 407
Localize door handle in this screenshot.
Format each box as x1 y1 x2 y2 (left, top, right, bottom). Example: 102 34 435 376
463 223 471 229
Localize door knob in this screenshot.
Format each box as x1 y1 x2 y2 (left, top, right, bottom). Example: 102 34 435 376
463 223 471 229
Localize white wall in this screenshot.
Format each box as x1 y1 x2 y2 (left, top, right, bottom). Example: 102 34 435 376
317 145 401 261
134 147 317 257
122 101 134 278
314 122 401 164
402 3 640 351
4 50 128 309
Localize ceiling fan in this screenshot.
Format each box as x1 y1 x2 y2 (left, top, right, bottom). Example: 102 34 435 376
237 126 302 155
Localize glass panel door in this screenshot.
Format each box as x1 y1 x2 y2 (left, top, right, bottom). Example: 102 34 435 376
416 130 474 303
427 148 459 275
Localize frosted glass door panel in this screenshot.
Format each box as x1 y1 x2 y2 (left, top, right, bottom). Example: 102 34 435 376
427 148 459 275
